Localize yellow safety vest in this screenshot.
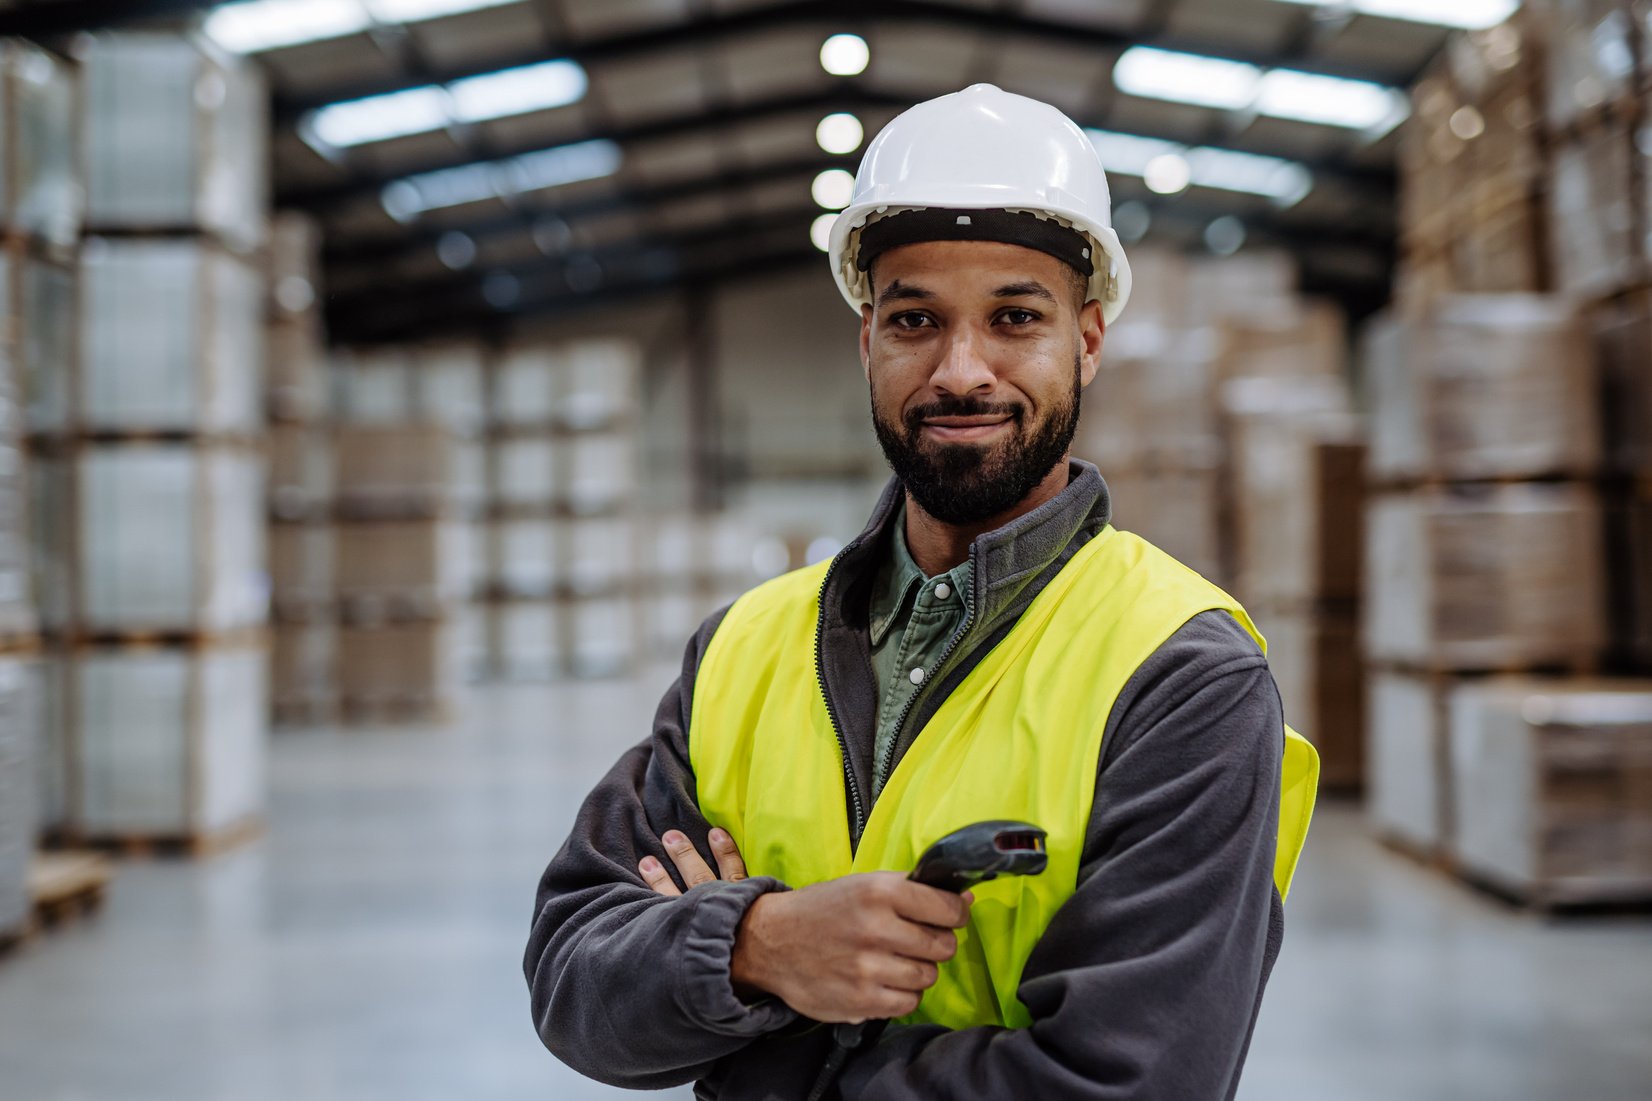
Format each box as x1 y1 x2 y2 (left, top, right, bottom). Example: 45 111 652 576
690 523 1318 1032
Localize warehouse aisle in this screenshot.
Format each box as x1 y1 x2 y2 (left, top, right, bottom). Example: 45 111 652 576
3 671 1651 1101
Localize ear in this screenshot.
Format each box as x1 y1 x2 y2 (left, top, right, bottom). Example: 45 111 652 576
859 302 874 379
1077 299 1105 388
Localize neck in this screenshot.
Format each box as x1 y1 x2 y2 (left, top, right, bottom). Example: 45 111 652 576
903 459 1072 577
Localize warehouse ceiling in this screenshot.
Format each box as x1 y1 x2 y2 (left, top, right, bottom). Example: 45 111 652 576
6 0 1497 342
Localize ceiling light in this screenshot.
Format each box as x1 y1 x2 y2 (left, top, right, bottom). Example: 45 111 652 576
1268 0 1519 31
436 230 476 269
482 270 520 308
816 113 864 155
380 139 622 220
304 58 588 149
1114 45 1410 134
306 85 450 148
812 169 855 210
1143 153 1192 195
810 212 839 252
204 0 517 55
820 34 870 77
1449 105 1487 140
1255 69 1410 132
1204 215 1247 256
1112 200 1152 243
1088 128 1315 206
1115 47 1260 111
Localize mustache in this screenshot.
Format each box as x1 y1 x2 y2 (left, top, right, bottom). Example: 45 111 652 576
904 397 1025 427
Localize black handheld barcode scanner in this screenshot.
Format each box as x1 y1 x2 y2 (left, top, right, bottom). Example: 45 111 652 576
805 820 1048 1101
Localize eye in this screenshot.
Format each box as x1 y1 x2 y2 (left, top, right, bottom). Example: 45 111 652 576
997 308 1040 326
890 311 935 330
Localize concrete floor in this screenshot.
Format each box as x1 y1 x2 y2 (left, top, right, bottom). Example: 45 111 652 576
2 671 1651 1101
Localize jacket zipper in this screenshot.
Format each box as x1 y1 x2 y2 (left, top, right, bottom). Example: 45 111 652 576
814 547 868 842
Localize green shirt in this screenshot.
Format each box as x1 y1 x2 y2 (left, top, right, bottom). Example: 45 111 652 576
867 503 974 800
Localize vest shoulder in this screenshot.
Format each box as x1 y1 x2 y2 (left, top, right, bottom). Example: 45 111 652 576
1100 526 1238 600
717 559 833 632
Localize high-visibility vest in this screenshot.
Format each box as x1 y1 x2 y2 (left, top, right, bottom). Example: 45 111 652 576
690 523 1319 1031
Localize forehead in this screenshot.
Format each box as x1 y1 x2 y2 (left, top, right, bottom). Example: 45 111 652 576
871 239 1072 294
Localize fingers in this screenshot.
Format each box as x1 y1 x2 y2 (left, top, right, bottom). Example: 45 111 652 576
662 830 718 889
880 919 960 964
887 880 974 930
707 828 748 882
638 855 680 896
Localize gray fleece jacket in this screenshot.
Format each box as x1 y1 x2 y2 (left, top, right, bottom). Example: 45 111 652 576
525 460 1286 1100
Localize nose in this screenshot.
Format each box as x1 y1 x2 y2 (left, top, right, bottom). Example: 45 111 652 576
928 325 997 397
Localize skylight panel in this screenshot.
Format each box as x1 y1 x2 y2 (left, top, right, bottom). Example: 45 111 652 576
1268 0 1520 31
380 139 622 220
1087 129 1315 206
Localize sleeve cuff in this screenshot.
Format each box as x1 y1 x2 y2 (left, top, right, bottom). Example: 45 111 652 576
677 876 800 1037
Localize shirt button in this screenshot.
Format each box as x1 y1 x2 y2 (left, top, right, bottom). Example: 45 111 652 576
909 667 926 685
934 582 952 600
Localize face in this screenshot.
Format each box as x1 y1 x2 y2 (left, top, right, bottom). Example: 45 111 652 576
860 239 1106 525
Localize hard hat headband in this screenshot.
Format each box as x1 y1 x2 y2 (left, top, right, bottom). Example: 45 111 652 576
855 208 1096 279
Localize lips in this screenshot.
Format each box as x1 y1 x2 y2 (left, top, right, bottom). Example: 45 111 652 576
921 414 1013 428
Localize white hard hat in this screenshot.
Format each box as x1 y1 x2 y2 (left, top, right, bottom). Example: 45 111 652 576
828 83 1133 325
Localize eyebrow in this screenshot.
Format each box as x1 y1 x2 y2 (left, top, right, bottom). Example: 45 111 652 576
991 281 1057 303
876 279 936 307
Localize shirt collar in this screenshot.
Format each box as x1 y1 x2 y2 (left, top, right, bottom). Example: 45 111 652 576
869 500 974 647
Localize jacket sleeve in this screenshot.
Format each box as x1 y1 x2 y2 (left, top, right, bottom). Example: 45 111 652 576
837 611 1286 1101
522 607 800 1089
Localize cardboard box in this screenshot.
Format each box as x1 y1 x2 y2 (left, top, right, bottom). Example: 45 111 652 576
332 348 415 425
561 338 639 429
1548 124 1640 298
335 519 466 615
1258 607 1364 791
1103 465 1225 585
1590 291 1652 478
0 438 35 637
70 642 268 837
488 435 562 509
79 238 265 434
268 522 333 615
563 431 637 514
1531 0 1638 129
271 620 335 716
81 33 268 249
18 253 75 436
567 594 639 678
412 343 488 436
266 211 320 322
488 518 561 597
0 657 33 935
487 600 564 682
1363 298 1600 483
1450 676 1652 903
337 621 457 707
29 655 65 835
267 423 334 521
1367 670 1453 853
564 515 638 596
1365 484 1608 670
334 423 456 513
75 444 268 633
491 344 561 427
1217 299 1347 383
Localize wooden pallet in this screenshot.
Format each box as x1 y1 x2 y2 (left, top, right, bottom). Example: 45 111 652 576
64 816 265 860
2 852 116 954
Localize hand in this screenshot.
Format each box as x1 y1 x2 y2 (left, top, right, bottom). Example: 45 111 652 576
638 827 748 896
730 872 971 1024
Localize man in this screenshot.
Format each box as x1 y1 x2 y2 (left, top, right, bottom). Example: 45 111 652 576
526 84 1318 1100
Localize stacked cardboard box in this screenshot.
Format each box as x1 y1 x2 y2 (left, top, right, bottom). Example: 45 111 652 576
640 510 771 659
266 214 336 725
332 422 464 722
484 339 644 680
26 33 270 849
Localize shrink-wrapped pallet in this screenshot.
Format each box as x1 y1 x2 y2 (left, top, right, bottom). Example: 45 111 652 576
338 621 456 712
1077 345 1220 471
79 238 265 434
488 517 561 597
412 343 488 436
1548 123 1639 299
646 586 711 659
1364 484 1607 670
1259 608 1364 790
334 424 455 515
267 318 328 423
29 655 65 834
0 42 78 247
456 603 487 684
1368 671 1452 853
0 437 34 637
335 519 466 617
267 422 333 521
491 344 561 427
267 523 332 618
28 456 70 633
567 594 639 678
75 445 267 633
488 599 565 682
1103 465 1224 584
489 435 562 509
1450 677 1652 904
646 513 704 586
561 338 639 429
81 33 267 249
271 621 334 722
564 515 638 597
0 658 32 936
70 642 267 837
332 348 415 424
564 431 637 514
1364 298 1600 483
1184 251 1296 324
1229 411 1364 606
18 253 75 436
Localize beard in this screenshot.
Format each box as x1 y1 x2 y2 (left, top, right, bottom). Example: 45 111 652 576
871 356 1082 526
